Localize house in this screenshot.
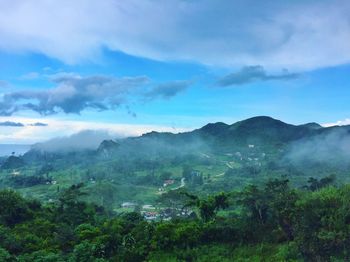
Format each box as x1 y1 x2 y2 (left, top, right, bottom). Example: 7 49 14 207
143 211 158 220
163 179 175 187
142 204 155 210
159 207 195 220
191 171 201 177
11 169 20 176
121 202 137 208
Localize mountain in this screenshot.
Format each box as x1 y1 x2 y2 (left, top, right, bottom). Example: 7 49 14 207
5 115 350 217
299 122 323 130
1 155 25 169
195 116 315 149
19 116 350 171
121 116 322 152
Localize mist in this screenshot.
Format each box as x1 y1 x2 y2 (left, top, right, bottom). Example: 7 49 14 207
31 130 116 153
283 126 350 167
113 131 210 160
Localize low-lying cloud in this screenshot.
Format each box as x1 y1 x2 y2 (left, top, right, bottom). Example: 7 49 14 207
284 127 350 167
31 130 115 152
217 66 299 86
323 118 350 127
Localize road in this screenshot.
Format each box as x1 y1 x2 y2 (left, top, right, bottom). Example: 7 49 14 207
156 178 186 195
172 178 185 190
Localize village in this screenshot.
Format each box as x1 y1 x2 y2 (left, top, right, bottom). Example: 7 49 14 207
120 200 195 221
223 144 269 168
119 176 194 221
1 143 272 223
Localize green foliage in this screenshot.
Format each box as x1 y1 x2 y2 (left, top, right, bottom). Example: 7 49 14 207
0 190 31 227
1 155 25 169
0 247 12 262
293 186 350 260
184 191 229 221
0 177 350 261
304 174 335 191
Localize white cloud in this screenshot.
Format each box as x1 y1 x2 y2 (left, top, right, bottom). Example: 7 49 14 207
20 72 40 80
0 116 191 144
0 0 349 70
0 73 193 116
323 119 350 127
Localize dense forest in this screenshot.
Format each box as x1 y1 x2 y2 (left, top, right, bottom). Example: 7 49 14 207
0 176 347 261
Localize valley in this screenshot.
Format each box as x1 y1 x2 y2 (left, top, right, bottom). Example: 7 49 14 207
1 116 349 218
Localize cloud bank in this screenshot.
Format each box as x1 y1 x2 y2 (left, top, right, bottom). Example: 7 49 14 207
217 66 298 86
0 116 191 144
0 74 149 115
31 130 114 152
323 119 350 127
0 121 48 127
0 74 190 116
284 127 350 167
0 121 24 127
0 0 349 70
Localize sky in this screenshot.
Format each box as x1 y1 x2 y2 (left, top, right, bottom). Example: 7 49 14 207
0 0 350 144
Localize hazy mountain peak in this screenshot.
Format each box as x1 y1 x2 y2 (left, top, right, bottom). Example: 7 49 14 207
199 122 229 135
232 116 291 129
299 122 323 130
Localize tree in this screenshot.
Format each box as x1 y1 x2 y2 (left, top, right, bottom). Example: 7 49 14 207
174 222 201 249
184 192 229 222
71 241 106 262
0 247 11 262
237 185 269 226
305 175 335 191
0 190 30 227
264 179 298 241
293 186 350 260
151 223 176 250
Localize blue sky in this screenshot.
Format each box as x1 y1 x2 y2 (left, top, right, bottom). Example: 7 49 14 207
0 0 350 144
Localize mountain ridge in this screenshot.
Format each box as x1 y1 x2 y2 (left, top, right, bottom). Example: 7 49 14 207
19 116 350 162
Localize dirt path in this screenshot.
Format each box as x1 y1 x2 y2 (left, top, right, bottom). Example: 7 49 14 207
156 178 185 195
172 178 185 190
226 162 233 169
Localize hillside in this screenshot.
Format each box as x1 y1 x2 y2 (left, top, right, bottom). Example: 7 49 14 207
1 116 350 211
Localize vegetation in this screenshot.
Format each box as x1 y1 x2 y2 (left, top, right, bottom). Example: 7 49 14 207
0 177 349 261
1 117 350 260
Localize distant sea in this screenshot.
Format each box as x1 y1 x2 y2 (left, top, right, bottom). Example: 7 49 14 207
0 144 31 157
